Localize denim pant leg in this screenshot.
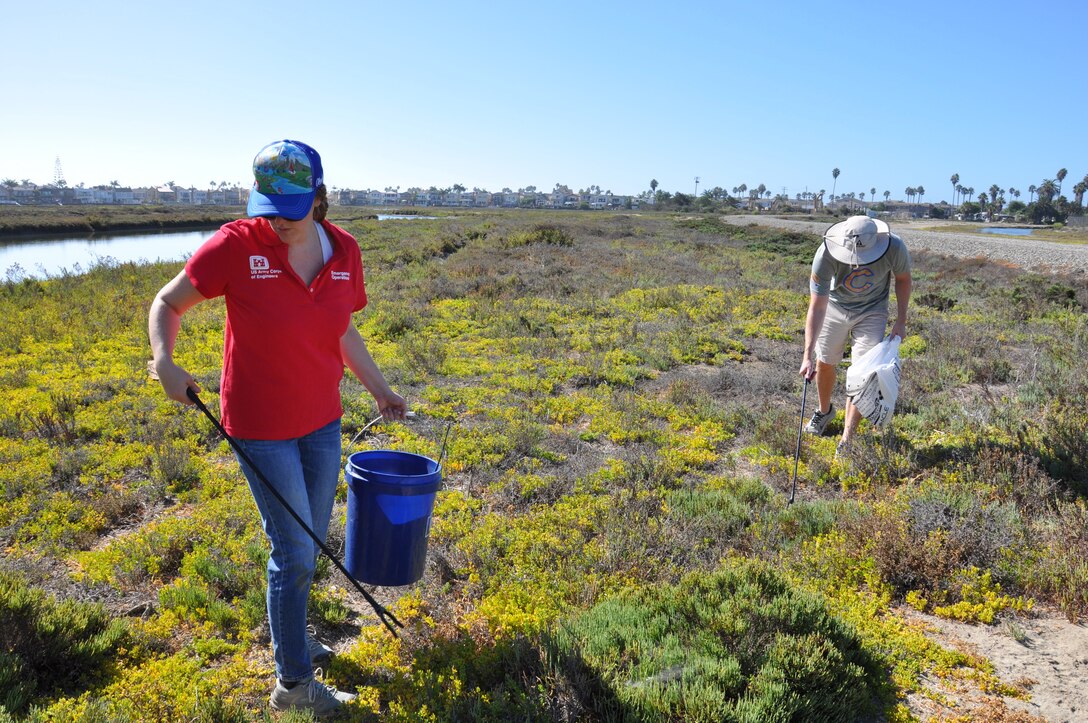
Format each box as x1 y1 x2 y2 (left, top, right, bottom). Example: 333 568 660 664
297 422 343 566
233 419 342 683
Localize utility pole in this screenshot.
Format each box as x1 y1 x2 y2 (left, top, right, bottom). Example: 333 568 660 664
694 176 700 197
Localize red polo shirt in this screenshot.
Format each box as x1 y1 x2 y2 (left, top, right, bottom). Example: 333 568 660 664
185 218 367 439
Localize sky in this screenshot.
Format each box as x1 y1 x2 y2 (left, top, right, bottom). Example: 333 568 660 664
3 0 1086 204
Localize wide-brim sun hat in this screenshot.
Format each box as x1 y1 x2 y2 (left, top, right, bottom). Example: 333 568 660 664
246 139 324 221
823 215 891 266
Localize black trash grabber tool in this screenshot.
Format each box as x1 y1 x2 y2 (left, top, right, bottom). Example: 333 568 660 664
788 376 810 506
186 388 404 637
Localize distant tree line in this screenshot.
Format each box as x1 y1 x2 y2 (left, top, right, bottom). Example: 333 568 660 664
642 166 1087 223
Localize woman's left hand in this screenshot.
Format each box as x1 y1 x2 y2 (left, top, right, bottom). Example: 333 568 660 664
374 390 408 421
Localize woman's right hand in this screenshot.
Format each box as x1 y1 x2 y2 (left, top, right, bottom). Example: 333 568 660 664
149 270 208 405
155 360 200 405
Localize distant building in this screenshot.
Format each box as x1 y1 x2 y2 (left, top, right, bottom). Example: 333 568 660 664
1 178 639 210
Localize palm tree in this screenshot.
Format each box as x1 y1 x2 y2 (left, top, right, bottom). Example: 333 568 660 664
905 187 914 203
1073 180 1087 209
831 168 840 199
870 187 876 207
917 186 925 205
1037 179 1058 204
1057 168 1068 197
950 173 960 207
1028 184 1037 203
650 179 658 195
884 190 891 203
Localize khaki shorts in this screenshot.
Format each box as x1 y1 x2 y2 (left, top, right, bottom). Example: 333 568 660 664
815 304 887 366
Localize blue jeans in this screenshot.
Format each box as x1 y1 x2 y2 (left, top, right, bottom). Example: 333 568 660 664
233 419 342 683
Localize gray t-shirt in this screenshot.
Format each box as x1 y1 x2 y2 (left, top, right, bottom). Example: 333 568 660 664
809 233 911 314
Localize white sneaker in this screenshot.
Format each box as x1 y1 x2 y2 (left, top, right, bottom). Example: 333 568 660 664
269 669 355 718
804 405 834 435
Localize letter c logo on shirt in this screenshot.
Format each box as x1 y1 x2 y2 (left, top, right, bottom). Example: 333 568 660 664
842 267 874 293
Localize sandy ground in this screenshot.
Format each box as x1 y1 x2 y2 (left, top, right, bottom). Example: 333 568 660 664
903 609 1088 722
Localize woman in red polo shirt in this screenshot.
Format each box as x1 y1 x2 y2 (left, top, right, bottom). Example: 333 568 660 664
149 140 406 717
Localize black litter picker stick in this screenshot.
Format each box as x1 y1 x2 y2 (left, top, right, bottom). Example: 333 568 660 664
788 376 810 506
186 388 404 637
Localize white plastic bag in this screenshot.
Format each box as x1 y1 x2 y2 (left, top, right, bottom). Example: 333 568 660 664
845 336 901 427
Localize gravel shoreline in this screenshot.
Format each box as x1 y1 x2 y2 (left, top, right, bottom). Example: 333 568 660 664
722 215 1088 275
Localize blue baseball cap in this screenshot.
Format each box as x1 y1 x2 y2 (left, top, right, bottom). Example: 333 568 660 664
246 139 324 220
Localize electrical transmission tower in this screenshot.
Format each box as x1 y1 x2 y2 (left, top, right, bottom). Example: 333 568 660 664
54 157 66 186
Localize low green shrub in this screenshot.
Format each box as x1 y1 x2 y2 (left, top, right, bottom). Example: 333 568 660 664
550 560 883 722
1014 499 1088 621
0 571 128 715
503 223 575 248
1036 400 1088 496
663 476 775 565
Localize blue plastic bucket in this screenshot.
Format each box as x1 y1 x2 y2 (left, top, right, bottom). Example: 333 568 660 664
344 450 442 586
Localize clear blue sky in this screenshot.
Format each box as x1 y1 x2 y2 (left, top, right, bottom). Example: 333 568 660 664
4 1 1086 204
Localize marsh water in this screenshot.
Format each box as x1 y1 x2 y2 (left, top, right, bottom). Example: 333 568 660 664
0 215 435 280
980 227 1035 237
0 229 217 280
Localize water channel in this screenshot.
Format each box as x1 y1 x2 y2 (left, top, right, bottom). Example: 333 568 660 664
979 227 1035 237
0 229 216 280
0 215 435 280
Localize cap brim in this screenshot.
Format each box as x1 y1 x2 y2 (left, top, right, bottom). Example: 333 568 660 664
823 235 891 265
247 189 315 220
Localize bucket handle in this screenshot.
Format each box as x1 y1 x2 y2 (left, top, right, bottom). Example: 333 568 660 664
348 411 454 469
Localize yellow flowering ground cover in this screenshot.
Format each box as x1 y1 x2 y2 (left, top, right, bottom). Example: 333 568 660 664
1 209 1087 721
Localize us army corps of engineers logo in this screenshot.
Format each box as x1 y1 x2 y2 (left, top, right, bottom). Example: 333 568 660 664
249 255 282 280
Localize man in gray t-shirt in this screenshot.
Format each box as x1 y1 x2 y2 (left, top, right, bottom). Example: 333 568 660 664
799 215 912 453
